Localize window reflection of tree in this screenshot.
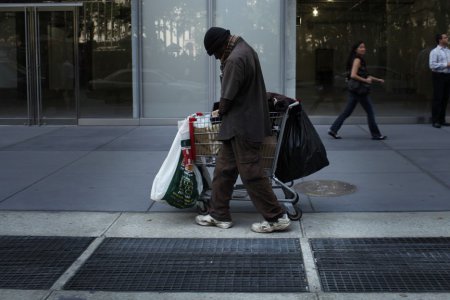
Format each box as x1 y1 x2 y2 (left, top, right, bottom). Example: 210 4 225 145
150 2 207 81
79 0 132 81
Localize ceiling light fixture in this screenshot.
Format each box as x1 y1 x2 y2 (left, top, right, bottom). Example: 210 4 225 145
312 7 319 17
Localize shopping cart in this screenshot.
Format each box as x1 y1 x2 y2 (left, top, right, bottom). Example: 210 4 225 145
188 102 302 221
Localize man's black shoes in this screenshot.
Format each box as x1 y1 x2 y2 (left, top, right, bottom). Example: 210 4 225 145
441 122 450 127
432 123 442 128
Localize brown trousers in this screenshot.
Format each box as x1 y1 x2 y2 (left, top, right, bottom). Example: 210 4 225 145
209 136 285 222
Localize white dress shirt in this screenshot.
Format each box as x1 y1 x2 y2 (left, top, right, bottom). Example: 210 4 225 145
429 45 450 73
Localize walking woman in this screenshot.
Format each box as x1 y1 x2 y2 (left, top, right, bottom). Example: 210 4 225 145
328 41 387 140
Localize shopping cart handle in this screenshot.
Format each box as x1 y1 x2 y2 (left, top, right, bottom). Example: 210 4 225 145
288 101 300 108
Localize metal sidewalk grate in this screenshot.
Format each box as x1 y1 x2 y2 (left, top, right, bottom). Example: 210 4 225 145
65 238 308 292
0 236 94 289
310 238 450 292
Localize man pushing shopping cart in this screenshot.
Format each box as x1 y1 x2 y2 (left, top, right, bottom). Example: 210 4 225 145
194 27 291 233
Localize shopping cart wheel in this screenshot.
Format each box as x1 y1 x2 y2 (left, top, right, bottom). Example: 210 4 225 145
196 200 209 215
286 202 302 221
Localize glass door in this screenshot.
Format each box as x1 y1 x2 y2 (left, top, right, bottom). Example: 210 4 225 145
0 4 80 125
36 7 78 124
0 8 27 123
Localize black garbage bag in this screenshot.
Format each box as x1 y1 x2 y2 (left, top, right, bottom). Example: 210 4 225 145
275 104 329 182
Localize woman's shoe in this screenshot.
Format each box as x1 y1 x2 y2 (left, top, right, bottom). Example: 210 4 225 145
372 135 387 140
328 130 342 139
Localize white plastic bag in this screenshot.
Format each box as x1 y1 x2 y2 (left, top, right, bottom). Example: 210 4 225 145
150 118 203 208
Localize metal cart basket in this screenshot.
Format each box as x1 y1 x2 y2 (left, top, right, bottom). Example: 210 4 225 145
188 102 302 221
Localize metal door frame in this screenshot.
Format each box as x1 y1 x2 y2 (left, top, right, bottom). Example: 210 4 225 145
0 3 82 125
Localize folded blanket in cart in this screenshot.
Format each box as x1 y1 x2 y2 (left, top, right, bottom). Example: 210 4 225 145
193 116 222 156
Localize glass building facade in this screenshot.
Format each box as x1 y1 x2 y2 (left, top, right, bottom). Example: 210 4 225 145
0 0 133 124
296 0 450 122
0 0 448 125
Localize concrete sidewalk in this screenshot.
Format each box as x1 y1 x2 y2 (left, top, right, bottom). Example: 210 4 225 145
0 124 449 213
0 124 449 299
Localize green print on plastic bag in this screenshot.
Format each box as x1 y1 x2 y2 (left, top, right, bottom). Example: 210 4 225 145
162 140 199 208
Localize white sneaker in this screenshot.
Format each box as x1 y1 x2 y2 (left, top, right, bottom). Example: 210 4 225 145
251 214 291 233
195 214 233 229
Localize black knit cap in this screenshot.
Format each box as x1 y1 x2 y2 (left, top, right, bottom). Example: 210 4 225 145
204 27 230 56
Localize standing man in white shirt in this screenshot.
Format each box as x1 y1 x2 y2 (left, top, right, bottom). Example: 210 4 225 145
429 33 450 128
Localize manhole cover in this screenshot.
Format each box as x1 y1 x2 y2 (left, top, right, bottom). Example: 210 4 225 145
294 180 356 197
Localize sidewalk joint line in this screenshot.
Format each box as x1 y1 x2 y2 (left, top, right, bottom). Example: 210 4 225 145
0 126 138 205
91 125 138 151
0 126 64 151
387 145 450 190
300 237 322 293
100 212 123 236
0 150 94 205
147 200 156 212
354 124 449 189
49 236 105 292
42 289 55 300
299 217 306 238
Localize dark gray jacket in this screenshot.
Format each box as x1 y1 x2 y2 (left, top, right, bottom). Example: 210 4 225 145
218 39 271 143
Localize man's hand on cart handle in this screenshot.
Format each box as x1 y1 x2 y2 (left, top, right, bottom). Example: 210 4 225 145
212 110 220 118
